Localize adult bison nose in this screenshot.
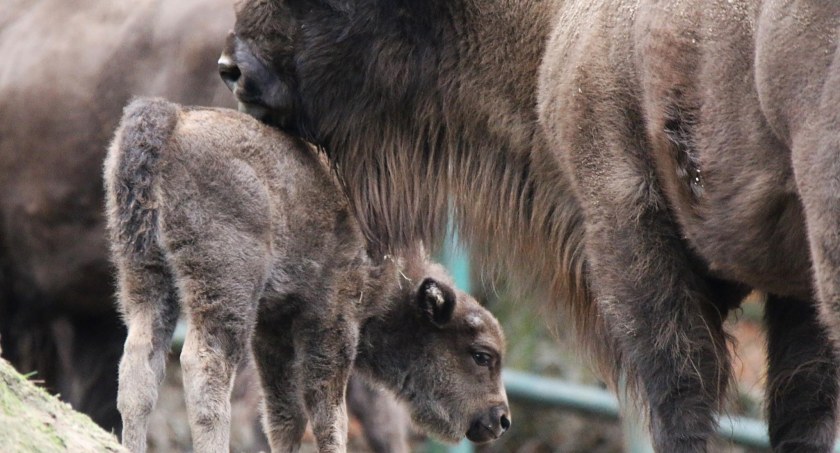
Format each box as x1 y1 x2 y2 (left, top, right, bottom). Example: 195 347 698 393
218 54 240 92
219 31 240 91
466 405 511 443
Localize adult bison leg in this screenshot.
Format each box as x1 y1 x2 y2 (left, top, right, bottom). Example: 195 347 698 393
69 313 126 431
793 82 840 329
554 110 731 450
785 50 840 452
583 204 729 452
765 295 839 452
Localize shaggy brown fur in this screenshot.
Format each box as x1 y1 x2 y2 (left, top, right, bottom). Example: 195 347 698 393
222 1 840 451
104 98 509 453
0 0 236 429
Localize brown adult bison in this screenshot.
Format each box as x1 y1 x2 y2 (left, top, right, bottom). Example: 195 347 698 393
221 1 840 452
0 0 235 430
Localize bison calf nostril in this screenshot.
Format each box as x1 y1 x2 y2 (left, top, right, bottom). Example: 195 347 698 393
500 414 510 431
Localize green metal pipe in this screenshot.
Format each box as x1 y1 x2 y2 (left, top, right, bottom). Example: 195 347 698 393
504 369 840 452
503 369 619 418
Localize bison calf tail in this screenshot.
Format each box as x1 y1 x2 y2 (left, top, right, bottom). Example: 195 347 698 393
104 97 178 261
104 99 182 450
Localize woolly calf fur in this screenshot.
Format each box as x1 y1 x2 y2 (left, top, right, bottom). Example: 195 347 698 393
104 98 509 453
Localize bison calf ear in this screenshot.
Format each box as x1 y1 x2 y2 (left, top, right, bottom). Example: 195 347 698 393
417 278 456 327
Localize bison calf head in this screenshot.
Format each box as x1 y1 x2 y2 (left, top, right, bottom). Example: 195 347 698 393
357 275 510 444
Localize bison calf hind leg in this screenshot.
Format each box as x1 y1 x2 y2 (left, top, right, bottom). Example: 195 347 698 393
169 236 268 452
116 261 179 453
180 319 250 453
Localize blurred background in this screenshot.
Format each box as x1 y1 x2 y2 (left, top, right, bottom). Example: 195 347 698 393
0 1 773 452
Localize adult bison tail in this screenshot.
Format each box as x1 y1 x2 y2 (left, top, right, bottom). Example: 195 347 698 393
104 97 178 261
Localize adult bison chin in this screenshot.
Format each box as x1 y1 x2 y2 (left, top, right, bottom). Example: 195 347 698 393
222 1 840 452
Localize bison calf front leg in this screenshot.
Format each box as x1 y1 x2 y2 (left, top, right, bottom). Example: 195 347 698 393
177 278 260 453
299 311 358 453
347 376 411 453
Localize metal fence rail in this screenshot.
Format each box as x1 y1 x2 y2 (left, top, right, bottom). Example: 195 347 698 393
502 368 840 452
505 369 758 451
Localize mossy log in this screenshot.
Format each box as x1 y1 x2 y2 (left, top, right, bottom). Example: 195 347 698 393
0 356 126 452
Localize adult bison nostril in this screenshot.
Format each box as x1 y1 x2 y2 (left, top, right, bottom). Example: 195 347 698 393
500 414 511 432
218 55 241 91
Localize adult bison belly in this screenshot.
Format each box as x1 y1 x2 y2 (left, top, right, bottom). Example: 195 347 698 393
629 0 814 300
686 165 812 300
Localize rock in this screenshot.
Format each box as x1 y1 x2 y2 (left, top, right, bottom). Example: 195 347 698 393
0 357 126 452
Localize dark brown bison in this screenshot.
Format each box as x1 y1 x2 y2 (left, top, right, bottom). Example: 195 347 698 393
0 0 237 430
105 99 509 452
221 1 840 451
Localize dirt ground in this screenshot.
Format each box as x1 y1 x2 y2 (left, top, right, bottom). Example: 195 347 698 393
147 357 384 453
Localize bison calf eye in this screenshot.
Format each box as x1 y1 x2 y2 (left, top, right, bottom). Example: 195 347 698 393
472 352 492 367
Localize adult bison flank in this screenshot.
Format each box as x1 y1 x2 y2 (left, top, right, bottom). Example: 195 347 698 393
104 99 510 453
223 1 840 452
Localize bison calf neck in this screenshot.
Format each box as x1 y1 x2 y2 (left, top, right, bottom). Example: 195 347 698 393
104 98 509 453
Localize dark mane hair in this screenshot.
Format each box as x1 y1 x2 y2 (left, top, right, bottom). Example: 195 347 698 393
235 0 618 383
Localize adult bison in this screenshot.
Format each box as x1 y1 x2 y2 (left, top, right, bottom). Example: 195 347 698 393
222 1 840 451
0 0 236 430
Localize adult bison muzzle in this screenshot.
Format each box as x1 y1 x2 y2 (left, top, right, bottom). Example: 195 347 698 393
223 1 840 452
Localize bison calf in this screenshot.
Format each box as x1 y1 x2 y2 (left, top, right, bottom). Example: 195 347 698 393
104 98 510 453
